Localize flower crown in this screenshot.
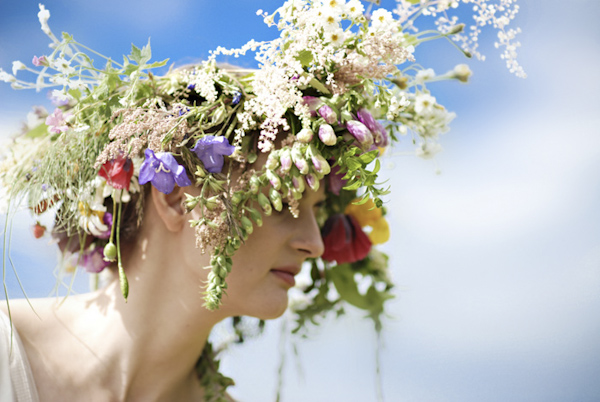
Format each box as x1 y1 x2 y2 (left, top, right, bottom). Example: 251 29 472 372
0 0 524 399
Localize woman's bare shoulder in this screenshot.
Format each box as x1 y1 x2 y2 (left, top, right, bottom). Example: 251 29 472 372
0 297 77 341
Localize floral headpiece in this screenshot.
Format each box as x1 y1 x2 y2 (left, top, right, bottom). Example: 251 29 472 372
1 0 524 399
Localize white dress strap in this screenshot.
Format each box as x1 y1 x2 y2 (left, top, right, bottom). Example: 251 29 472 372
0 310 40 402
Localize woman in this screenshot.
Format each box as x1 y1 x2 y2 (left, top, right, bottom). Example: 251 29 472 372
1 181 325 401
0 1 525 400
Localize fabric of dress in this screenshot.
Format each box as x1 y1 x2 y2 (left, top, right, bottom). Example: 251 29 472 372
0 310 40 402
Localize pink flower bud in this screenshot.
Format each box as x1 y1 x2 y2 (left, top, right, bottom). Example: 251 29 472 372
266 153 279 170
306 144 331 175
305 173 320 191
346 120 374 149
318 104 337 124
357 108 389 147
318 124 337 146
292 174 305 192
280 149 292 173
266 169 281 190
292 147 309 174
296 128 314 143
302 96 320 117
311 154 331 175
32 55 48 67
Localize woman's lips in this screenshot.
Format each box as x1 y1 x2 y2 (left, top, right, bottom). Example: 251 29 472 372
270 266 300 287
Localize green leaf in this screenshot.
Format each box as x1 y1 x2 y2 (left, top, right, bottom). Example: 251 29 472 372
297 50 313 67
309 77 331 95
358 150 378 164
61 32 74 42
140 38 152 64
25 123 48 139
330 264 370 310
372 158 381 174
344 157 362 171
352 195 371 205
147 59 169 69
343 180 362 191
124 64 139 76
130 43 142 64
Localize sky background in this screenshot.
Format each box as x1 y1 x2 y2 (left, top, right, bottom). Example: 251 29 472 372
1 1 600 401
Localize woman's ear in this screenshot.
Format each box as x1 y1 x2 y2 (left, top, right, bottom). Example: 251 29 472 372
150 186 187 232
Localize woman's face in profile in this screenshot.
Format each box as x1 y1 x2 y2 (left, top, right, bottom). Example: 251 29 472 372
217 185 326 319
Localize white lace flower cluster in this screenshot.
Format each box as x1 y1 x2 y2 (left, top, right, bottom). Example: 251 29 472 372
395 0 526 78
225 0 416 152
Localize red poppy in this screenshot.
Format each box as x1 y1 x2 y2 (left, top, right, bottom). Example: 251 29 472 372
321 214 372 264
98 156 134 190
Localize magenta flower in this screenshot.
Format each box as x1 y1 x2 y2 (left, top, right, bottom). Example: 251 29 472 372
357 108 389 147
139 149 192 194
346 120 374 149
191 135 236 173
82 246 111 273
97 212 113 240
45 108 69 134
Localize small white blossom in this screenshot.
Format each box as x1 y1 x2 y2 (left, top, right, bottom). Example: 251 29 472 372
37 4 51 35
415 68 435 84
452 63 472 82
325 27 346 46
49 57 76 76
12 61 26 75
415 142 443 159
345 0 364 20
370 8 395 32
50 89 72 103
414 93 437 115
0 69 16 83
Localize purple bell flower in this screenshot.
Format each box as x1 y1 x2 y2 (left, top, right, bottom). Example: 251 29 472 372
357 108 389 147
191 135 236 173
232 91 242 105
139 149 192 194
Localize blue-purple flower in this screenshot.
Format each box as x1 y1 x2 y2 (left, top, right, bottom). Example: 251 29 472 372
232 91 242 105
191 135 236 173
139 149 192 194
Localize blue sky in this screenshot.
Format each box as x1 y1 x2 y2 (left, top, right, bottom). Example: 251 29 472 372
1 1 600 401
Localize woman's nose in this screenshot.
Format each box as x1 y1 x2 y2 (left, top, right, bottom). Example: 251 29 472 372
290 209 325 259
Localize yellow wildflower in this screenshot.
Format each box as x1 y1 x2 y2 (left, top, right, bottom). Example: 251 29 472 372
344 198 390 245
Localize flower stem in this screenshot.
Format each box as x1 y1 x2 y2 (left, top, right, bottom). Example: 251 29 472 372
115 191 129 300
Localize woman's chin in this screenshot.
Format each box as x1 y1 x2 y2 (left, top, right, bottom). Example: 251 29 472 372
250 289 290 320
